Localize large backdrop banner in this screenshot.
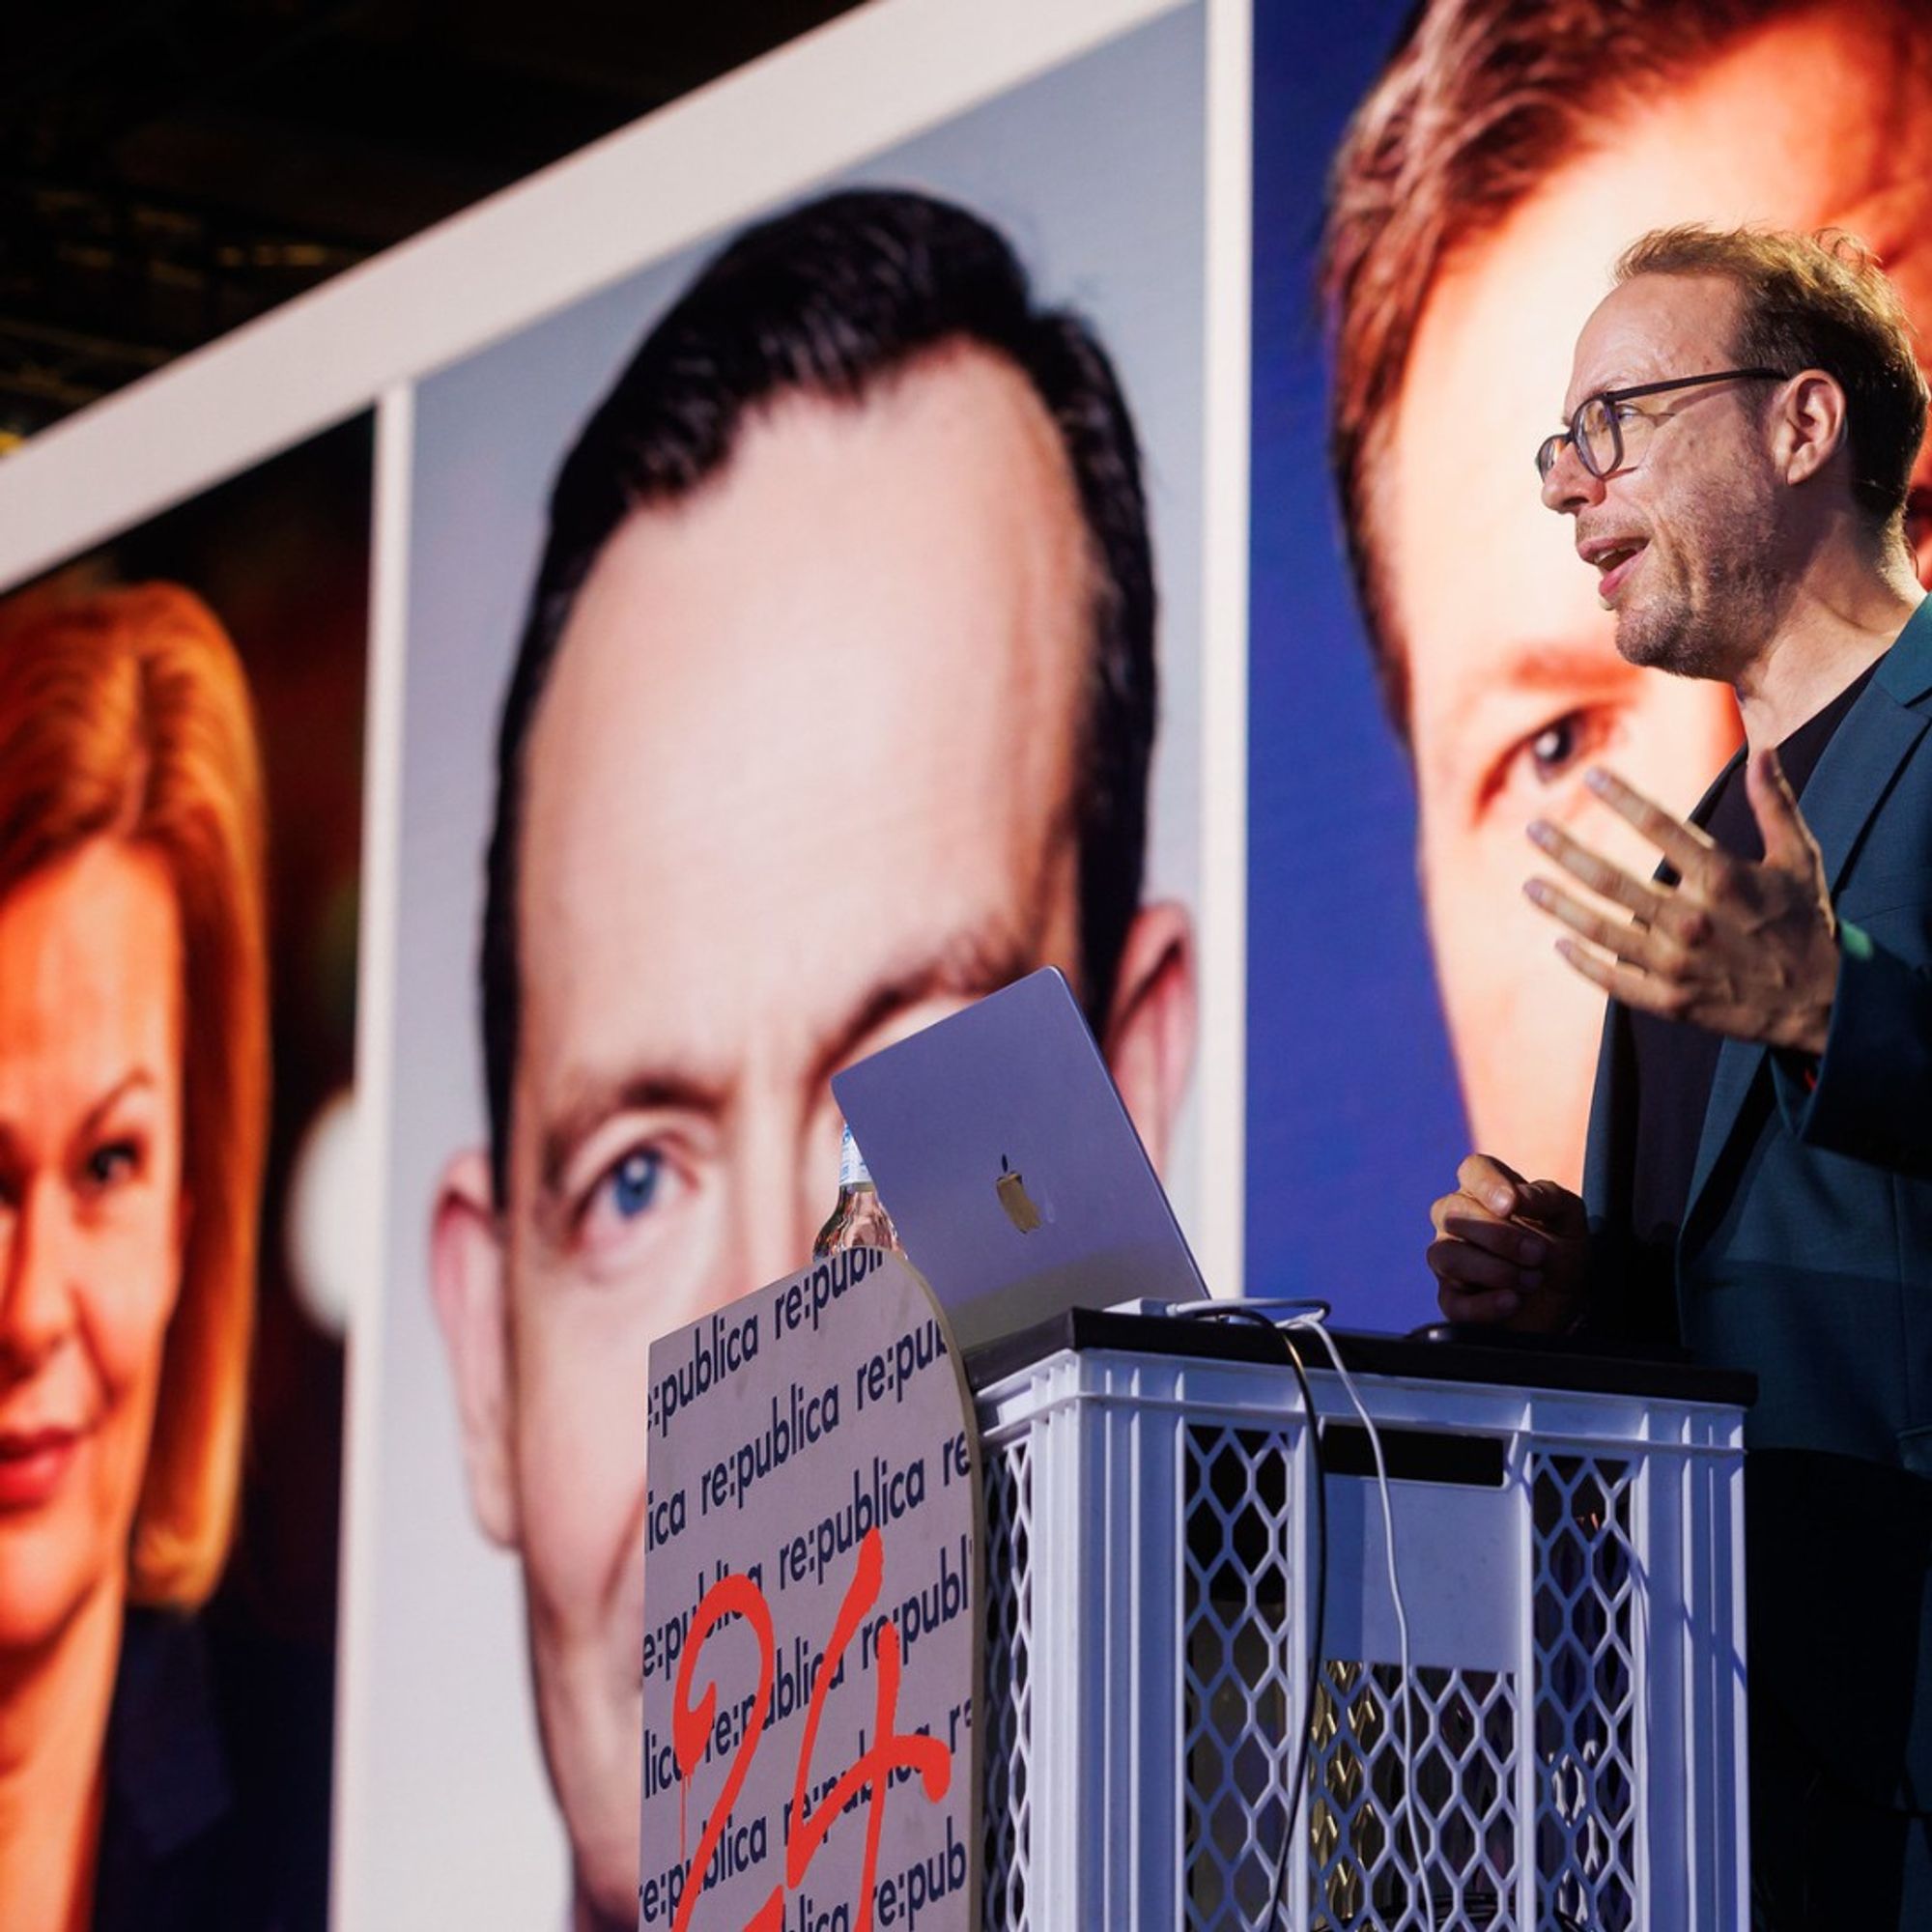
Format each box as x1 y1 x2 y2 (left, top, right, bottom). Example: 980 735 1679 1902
4 1 1928 1924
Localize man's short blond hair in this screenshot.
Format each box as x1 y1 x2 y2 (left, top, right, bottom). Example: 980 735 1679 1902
1615 223 1927 527
1321 0 1932 735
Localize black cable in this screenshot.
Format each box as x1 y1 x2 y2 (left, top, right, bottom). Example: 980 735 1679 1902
1179 1306 1327 1932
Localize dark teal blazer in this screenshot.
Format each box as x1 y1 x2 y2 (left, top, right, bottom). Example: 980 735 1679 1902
1582 596 1932 1813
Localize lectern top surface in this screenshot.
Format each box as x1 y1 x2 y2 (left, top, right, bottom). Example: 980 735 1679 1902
964 1306 1758 1410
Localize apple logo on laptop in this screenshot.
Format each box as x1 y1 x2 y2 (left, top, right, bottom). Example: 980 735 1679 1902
996 1153 1043 1234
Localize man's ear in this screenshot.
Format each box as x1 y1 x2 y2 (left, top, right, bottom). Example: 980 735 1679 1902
430 1149 521 1549
1098 899 1197 1174
1776 368 1849 488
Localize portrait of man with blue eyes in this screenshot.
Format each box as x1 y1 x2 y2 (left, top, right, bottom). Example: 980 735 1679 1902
1321 0 1932 1196
424 186 1195 1932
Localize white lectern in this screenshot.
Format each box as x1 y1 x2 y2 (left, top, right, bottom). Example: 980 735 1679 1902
969 1311 1751 1931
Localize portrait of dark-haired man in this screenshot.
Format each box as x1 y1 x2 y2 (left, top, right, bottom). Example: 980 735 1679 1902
423 185 1195 1928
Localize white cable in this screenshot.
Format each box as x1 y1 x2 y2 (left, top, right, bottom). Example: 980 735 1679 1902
1283 1312 1438 1932
1171 1295 1331 1323
1171 1297 1440 1930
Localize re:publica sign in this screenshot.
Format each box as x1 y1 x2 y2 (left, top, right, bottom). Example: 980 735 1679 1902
638 1247 980 1932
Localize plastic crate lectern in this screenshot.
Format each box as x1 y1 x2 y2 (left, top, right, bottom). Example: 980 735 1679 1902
967 1310 1752 1932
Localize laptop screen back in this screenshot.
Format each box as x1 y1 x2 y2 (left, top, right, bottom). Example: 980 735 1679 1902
831 967 1205 1348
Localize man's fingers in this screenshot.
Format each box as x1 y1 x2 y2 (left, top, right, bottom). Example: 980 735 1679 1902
1523 876 1665 968
1430 1188 1513 1241
1525 818 1666 923
1427 1236 1522 1293
1512 1178 1588 1236
1435 1210 1552 1269
1553 934 1690 1018
1745 744 1820 873
1454 1151 1525 1217
1431 1155 1584 1328
1437 1281 1522 1325
1581 765 1718 880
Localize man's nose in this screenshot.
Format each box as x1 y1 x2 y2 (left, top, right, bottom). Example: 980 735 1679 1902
724 1116 821 1296
1540 437 1605 516
0 1184 78 1373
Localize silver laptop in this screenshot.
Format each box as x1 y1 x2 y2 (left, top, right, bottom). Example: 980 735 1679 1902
831 966 1207 1349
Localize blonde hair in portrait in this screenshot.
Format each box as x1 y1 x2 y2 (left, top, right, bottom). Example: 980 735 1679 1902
0 581 269 1606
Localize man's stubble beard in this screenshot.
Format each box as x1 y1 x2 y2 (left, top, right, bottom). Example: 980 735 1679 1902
1611 484 1783 688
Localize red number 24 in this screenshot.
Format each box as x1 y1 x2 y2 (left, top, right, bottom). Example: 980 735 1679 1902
670 1525 952 1932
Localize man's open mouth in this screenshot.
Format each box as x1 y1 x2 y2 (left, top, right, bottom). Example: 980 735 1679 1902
1589 538 1648 605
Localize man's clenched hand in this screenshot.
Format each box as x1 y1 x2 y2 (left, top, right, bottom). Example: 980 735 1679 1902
1428 1153 1589 1333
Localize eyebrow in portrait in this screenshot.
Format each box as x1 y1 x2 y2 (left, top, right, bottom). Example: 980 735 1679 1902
536 1067 726 1205
0 1069 156 1203
801 922 1046 1096
532 921 1045 1201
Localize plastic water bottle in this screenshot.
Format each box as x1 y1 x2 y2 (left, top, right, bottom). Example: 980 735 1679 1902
812 1122 903 1259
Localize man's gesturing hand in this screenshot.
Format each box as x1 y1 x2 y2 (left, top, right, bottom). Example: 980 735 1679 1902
1428 1154 1589 1333
1522 752 1838 1057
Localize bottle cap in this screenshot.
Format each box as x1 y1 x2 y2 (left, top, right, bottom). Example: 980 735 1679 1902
838 1122 871 1189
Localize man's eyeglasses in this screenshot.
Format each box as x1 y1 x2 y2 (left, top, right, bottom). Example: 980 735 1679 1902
1535 368 1788 483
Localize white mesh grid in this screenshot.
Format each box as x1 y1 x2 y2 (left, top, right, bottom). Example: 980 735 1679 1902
1175 1425 1524 1932
1531 1454 1639 1931
1305 1660 1518 1930
982 1435 1035 1932
1180 1424 1297 1930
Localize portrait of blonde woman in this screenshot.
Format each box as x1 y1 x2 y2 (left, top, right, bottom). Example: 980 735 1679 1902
0 584 270 1931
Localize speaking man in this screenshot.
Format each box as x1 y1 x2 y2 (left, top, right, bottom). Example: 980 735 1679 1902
1322 0 1932 1191
427 189 1195 1929
1429 227 1932 1924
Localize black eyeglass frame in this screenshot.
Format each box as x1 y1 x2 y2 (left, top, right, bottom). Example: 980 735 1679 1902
1535 367 1790 482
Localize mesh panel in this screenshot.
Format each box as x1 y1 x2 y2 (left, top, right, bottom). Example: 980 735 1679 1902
1307 1660 1517 1930
982 1436 1034 1932
1532 1455 1638 1932
1178 1426 1530 1931
1181 1425 1297 1930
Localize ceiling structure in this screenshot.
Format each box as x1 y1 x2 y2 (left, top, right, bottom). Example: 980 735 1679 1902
1 0 865 447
